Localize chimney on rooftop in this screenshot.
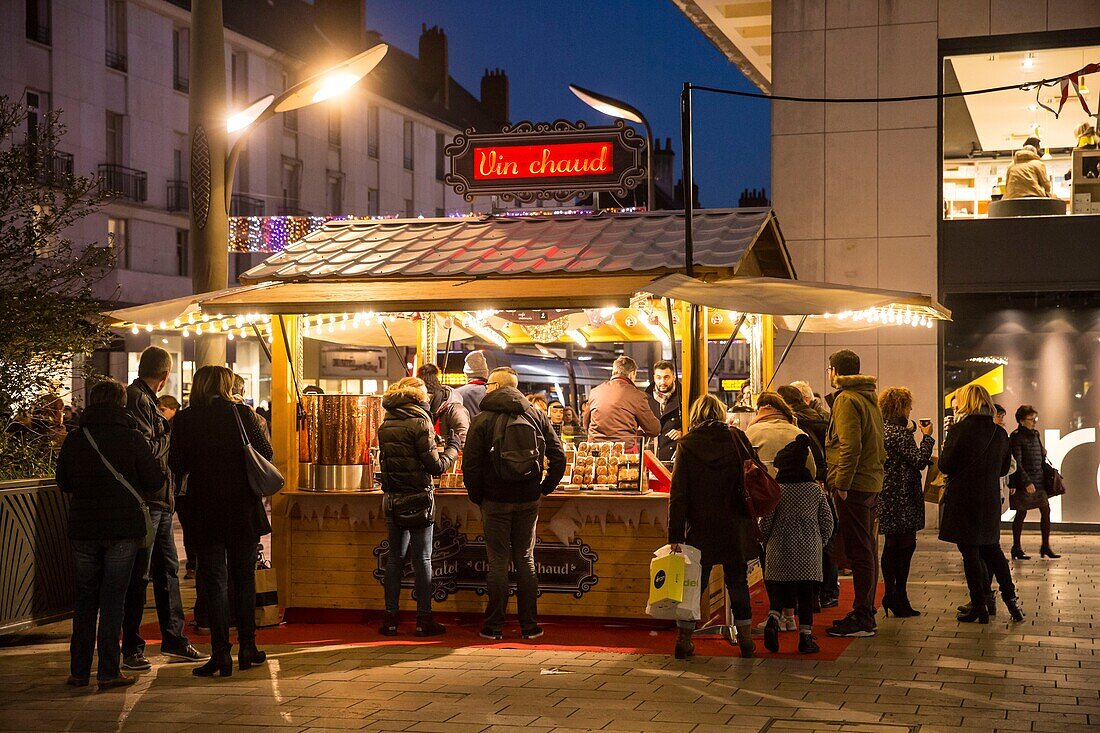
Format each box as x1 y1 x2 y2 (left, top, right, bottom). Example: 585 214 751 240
419 24 449 108
480 68 509 131
652 137 675 202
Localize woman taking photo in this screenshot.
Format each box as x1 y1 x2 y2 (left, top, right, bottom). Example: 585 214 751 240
938 385 1025 624
377 377 459 637
877 387 934 617
169 365 273 677
668 394 757 659
1009 405 1059 559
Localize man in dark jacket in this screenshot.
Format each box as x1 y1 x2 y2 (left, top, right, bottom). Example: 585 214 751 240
823 350 886 638
645 360 682 462
463 367 566 640
121 347 204 668
57 379 165 689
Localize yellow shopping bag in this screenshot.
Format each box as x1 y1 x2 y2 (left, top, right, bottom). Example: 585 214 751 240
648 552 686 607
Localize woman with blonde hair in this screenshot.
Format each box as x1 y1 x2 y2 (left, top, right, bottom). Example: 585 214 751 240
668 394 757 659
169 365 274 676
938 384 1025 623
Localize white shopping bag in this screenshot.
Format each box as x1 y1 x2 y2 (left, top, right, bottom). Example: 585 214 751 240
645 544 702 621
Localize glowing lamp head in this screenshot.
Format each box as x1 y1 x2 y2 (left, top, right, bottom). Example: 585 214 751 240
227 94 276 133
311 72 360 104
568 84 645 125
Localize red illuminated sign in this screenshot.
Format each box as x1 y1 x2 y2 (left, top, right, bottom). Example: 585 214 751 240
445 120 645 203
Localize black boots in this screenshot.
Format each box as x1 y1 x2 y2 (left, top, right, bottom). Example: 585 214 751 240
881 543 920 617
958 592 997 618
1039 546 1061 559
415 612 446 637
674 626 695 659
379 611 399 636
1011 546 1030 560
193 650 232 677
1003 595 1026 622
238 642 267 670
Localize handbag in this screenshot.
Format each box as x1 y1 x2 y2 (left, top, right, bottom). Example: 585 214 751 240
1042 461 1066 497
385 490 435 530
83 428 156 548
727 427 782 535
232 403 285 497
923 456 947 504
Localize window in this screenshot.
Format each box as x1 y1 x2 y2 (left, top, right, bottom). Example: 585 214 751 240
26 0 51 45
403 119 414 170
367 188 379 217
405 198 414 218
281 157 301 213
105 0 127 71
435 131 446 180
328 108 341 147
282 70 298 132
942 43 1100 219
26 90 48 144
176 229 189 276
172 145 184 181
367 105 379 157
326 172 343 215
108 218 128 269
105 111 124 165
231 51 248 106
172 27 189 92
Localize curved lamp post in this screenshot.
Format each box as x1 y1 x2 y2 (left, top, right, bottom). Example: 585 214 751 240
568 83 655 210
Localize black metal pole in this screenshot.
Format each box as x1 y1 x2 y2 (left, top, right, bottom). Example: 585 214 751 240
664 297 679 377
764 315 808 390
680 83 694 278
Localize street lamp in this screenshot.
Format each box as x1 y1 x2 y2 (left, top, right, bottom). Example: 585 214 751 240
568 84 655 210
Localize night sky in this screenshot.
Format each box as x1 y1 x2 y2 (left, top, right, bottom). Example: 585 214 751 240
366 0 771 208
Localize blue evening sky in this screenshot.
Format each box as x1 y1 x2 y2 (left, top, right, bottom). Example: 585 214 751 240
365 0 771 207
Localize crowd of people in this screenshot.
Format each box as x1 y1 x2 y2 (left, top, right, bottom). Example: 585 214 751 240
56 344 1059 687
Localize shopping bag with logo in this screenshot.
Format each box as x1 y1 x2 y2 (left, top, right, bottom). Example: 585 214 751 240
648 552 686 607
923 455 947 504
255 551 282 628
645 544 702 621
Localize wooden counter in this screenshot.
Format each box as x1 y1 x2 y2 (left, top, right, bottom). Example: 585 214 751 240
282 489 671 620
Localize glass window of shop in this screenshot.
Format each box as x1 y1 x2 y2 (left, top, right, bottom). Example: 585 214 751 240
943 292 1100 523
943 44 1100 219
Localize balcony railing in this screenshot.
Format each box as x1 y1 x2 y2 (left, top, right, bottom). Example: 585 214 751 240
26 19 51 45
98 163 147 202
278 203 310 216
166 179 189 212
25 146 73 185
106 49 127 72
230 193 265 217
173 75 189 93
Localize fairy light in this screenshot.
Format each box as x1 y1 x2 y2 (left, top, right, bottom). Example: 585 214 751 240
182 327 190 338
130 324 139 334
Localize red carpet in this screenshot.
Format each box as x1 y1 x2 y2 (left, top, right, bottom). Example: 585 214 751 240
143 582 877 661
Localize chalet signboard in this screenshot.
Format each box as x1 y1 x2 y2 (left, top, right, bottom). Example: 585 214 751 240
445 119 646 203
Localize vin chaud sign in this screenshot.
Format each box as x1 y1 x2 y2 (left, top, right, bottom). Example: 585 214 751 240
445 119 646 203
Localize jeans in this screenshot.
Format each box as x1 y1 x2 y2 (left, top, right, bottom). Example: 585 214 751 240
957 543 1016 608
481 500 540 633
70 539 138 680
677 562 753 629
195 538 258 655
836 490 880 622
768 579 816 631
122 508 188 656
383 519 434 614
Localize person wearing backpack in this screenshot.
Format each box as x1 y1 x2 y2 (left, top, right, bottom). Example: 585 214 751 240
462 367 566 640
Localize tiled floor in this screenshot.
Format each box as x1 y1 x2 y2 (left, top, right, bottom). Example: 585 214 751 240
1 529 1098 733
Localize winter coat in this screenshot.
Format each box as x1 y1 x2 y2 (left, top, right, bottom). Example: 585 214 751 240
126 379 173 511
760 479 833 582
825 375 886 494
645 382 682 462
462 386 566 505
1004 146 1053 199
667 421 758 568
583 377 661 442
791 402 829 481
878 421 935 535
429 385 471 450
454 379 488 419
56 402 165 541
938 414 1012 546
168 398 274 545
745 413 817 478
377 386 458 496
1009 425 1048 510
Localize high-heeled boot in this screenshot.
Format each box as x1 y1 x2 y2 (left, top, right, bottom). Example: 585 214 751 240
238 641 267 670
1002 595 1026 622
893 544 921 617
674 626 695 659
879 545 896 616
193 650 232 677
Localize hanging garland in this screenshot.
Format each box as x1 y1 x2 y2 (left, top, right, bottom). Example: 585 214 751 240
521 315 572 343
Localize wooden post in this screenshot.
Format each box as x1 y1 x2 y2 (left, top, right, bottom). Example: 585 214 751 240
269 315 299 606
760 314 775 389
679 301 709 423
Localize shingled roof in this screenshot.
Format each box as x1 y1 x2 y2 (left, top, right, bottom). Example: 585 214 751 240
239 209 793 284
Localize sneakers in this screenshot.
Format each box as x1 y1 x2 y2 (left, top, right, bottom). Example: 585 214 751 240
161 644 209 663
521 626 544 640
826 614 876 638
780 615 798 632
121 654 151 671
819 595 839 609
763 615 780 653
479 628 503 640
97 674 136 690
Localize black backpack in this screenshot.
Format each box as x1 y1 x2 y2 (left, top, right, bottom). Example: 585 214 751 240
489 411 545 482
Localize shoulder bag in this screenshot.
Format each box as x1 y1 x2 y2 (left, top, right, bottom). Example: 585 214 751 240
1042 461 1066 497
727 426 783 522
232 403 285 497
385 490 436 530
83 428 155 548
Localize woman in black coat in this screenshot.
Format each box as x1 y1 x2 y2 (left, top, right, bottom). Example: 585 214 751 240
56 379 164 689
938 385 1024 624
169 365 273 677
376 377 458 637
1008 405 1058 559
668 393 757 659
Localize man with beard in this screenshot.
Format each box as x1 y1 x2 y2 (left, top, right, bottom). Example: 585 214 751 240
645 360 682 462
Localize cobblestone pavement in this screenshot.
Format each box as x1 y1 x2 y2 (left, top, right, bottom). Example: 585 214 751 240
1 530 1098 733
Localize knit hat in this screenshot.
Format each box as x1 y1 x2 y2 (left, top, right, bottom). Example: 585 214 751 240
463 351 489 380
774 434 814 484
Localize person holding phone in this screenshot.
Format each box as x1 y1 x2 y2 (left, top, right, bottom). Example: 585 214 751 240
877 388 935 618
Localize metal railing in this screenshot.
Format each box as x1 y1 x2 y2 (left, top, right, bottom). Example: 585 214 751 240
105 49 127 72
166 179 189 212
26 19 50 45
27 148 73 185
97 163 147 202
230 193 265 217
173 75 189 93
278 203 310 216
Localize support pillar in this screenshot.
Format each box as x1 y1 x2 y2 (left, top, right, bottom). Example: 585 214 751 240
679 301 709 424
269 315 299 605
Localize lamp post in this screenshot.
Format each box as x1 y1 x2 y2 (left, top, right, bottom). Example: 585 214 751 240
188 0 387 367
568 84 655 211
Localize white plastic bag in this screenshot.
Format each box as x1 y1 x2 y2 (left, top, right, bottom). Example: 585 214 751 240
645 544 702 621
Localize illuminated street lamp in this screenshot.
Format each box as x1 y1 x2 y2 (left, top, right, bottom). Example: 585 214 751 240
569 84 655 210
